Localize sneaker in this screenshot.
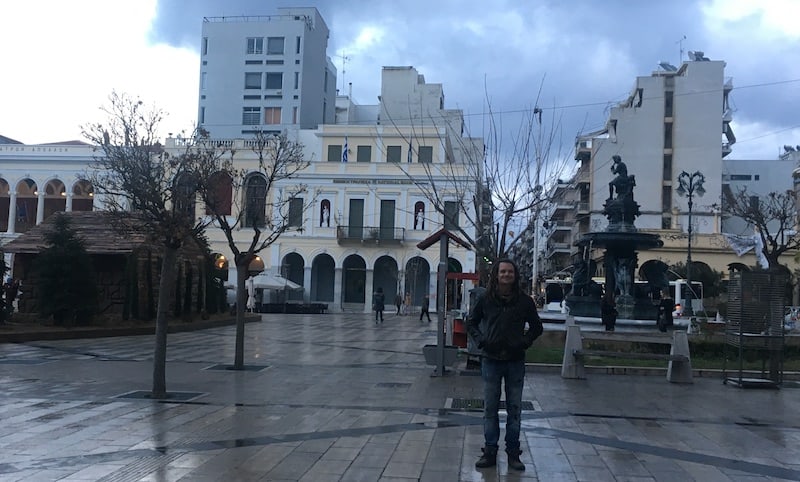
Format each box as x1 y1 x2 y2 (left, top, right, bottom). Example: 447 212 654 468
507 449 525 471
475 447 497 468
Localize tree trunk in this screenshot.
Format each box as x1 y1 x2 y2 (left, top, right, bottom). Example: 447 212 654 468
233 263 248 370
152 246 178 398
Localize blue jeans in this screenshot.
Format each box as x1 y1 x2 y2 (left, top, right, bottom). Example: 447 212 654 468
481 357 525 452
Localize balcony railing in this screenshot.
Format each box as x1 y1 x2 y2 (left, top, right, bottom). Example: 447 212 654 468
336 225 405 246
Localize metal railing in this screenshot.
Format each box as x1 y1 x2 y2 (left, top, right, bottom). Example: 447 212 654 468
336 225 405 245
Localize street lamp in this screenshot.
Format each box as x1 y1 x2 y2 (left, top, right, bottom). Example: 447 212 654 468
676 170 705 317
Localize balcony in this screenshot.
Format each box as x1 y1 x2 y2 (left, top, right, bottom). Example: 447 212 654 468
336 225 405 246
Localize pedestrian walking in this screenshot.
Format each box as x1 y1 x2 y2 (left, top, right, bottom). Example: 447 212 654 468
403 292 411 315
419 295 431 322
373 287 385 324
394 292 403 315
466 258 543 471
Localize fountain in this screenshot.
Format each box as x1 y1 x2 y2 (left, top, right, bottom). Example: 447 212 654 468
566 155 665 319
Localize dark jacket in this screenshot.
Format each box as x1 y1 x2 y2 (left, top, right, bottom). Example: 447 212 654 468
466 290 543 361
373 292 385 311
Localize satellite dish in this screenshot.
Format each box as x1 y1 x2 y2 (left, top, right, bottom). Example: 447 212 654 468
659 61 677 71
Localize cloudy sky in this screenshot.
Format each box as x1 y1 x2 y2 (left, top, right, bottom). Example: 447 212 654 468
1 0 799 161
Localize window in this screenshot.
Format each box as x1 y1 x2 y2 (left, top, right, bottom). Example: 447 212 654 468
327 145 343 162
246 37 263 55
664 122 673 149
202 37 208 55
294 72 299 89
244 72 261 89
267 36 284 54
242 107 260 125
199 106 205 124
730 174 752 181
664 91 674 117
292 106 298 124
662 186 671 211
418 146 433 163
356 145 371 163
288 197 303 227
265 72 283 90
244 175 267 228
265 60 283 65
200 72 207 90
386 145 401 163
662 154 672 181
205 171 232 216
444 201 459 230
264 107 281 125
245 60 263 65
295 36 301 54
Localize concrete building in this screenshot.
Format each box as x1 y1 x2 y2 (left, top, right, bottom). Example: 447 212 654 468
198 7 336 138
182 66 484 314
543 54 797 280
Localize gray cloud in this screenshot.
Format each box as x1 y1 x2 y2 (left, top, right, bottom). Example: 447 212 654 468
150 0 800 160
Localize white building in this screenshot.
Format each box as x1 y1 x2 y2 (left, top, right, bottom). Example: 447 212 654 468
0 139 98 238
198 7 337 138
184 66 484 313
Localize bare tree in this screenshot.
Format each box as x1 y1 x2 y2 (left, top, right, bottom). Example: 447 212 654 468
83 91 206 398
387 80 572 275
195 130 312 370
724 188 800 270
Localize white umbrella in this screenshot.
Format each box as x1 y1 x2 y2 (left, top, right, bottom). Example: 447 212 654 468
251 273 302 291
246 277 256 311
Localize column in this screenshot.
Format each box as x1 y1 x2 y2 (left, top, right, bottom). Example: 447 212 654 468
6 191 17 234
303 266 311 302
333 267 343 312
364 268 374 313
36 191 45 225
66 192 74 212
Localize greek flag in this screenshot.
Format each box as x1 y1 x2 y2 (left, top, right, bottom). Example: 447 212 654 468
342 137 348 163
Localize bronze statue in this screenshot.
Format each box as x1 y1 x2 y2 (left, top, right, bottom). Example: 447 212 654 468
608 155 633 200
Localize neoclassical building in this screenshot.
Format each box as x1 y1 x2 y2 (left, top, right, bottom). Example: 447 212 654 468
183 66 484 313
0 139 98 252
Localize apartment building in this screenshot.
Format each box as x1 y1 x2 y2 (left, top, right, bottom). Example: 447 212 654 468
198 7 337 138
541 54 800 280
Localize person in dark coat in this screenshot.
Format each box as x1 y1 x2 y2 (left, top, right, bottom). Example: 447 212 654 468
419 295 431 322
373 287 385 324
600 292 617 332
394 292 403 315
658 289 674 332
466 258 543 471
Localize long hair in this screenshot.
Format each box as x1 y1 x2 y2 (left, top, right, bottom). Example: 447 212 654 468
486 258 521 301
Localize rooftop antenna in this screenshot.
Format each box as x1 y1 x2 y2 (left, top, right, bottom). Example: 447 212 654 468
676 35 686 63
338 52 351 94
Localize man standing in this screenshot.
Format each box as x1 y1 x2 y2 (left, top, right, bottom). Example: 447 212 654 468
394 292 403 315
466 259 543 471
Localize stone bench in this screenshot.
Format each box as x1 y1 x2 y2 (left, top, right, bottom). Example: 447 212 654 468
560 322 692 384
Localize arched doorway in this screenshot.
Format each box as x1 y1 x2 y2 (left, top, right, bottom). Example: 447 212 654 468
281 252 305 302
0 179 9 231
15 178 38 233
311 253 335 302
342 254 366 304
373 255 398 303
404 257 431 306
43 179 67 220
71 180 94 211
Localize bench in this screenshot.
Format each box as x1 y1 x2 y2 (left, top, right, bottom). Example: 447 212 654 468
560 322 692 383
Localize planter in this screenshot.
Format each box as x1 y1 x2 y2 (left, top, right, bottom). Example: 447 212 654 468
423 344 459 366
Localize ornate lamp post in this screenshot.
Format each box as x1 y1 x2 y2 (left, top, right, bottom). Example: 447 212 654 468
676 171 705 316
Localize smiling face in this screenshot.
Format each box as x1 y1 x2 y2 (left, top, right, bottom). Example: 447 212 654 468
496 261 516 292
